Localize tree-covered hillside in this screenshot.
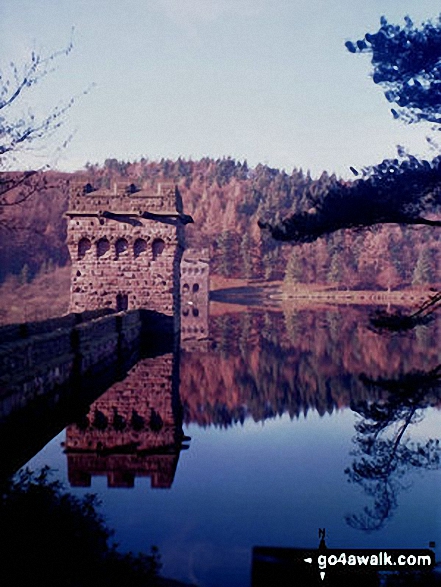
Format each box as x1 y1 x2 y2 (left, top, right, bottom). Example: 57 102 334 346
0 157 439 288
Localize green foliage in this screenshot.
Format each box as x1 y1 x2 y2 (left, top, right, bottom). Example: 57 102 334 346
239 232 253 279
346 14 441 124
284 247 303 284
216 230 236 277
412 248 435 284
327 252 341 284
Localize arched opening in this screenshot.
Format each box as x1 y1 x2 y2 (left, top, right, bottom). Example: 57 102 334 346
152 238 165 260
93 409 108 430
115 238 128 258
78 238 91 259
150 409 164 432
192 307 199 317
96 238 110 258
192 283 200 293
134 238 147 258
182 283 190 293
126 183 138 194
116 293 128 311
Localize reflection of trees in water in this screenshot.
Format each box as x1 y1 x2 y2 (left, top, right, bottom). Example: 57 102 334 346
181 336 372 427
345 365 441 531
196 308 441 536
181 309 439 428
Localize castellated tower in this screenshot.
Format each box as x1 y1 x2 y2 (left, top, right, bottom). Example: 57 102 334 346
66 181 189 322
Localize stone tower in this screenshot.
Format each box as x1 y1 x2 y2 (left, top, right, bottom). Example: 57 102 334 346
180 248 210 348
66 181 189 323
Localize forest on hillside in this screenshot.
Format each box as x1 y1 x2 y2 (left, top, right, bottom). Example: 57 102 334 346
1 157 439 289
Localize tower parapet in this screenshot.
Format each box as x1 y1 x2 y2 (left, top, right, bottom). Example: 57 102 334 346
68 181 178 215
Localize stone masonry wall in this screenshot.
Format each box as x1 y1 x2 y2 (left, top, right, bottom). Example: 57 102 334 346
181 248 209 345
0 310 142 422
67 182 184 323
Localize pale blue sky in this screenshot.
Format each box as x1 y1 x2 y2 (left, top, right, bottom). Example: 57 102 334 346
1 0 440 177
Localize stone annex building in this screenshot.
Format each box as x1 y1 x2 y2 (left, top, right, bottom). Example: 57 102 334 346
67 181 188 318
180 248 209 344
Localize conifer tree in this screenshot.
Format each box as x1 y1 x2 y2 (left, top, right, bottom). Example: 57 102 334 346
412 248 434 285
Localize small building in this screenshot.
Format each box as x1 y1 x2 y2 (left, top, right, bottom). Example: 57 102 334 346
180 248 210 346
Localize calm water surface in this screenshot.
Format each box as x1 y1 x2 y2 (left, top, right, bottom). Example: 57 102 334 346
23 305 441 586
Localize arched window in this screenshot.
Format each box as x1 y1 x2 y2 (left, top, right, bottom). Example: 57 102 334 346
134 238 147 258
182 283 190 293
115 238 128 258
126 183 138 194
192 283 200 293
78 238 91 259
152 238 165 260
192 307 199 317
96 237 110 258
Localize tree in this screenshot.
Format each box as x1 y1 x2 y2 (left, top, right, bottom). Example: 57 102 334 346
1 45 72 164
240 232 253 279
284 246 304 284
412 247 435 285
259 15 441 244
345 15 441 125
216 230 235 277
258 156 441 242
19 263 31 285
0 39 79 231
0 467 162 586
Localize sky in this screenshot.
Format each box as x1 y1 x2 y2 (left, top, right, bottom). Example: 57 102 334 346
1 0 441 178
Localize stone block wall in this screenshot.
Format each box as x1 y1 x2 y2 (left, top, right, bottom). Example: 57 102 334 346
0 309 113 345
181 248 210 344
67 182 185 325
0 310 144 422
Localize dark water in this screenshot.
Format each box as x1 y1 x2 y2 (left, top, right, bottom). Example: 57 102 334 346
20 305 441 586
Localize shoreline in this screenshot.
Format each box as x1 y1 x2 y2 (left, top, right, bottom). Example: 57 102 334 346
211 281 437 308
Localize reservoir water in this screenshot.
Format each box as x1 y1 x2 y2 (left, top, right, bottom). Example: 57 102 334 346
16 305 441 585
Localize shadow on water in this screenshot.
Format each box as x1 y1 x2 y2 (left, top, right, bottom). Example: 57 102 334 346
0 310 195 586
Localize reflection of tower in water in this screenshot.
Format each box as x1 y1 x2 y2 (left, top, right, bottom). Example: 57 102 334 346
65 352 185 489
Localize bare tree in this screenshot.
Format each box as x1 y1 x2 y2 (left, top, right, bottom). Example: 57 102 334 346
0 36 81 231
